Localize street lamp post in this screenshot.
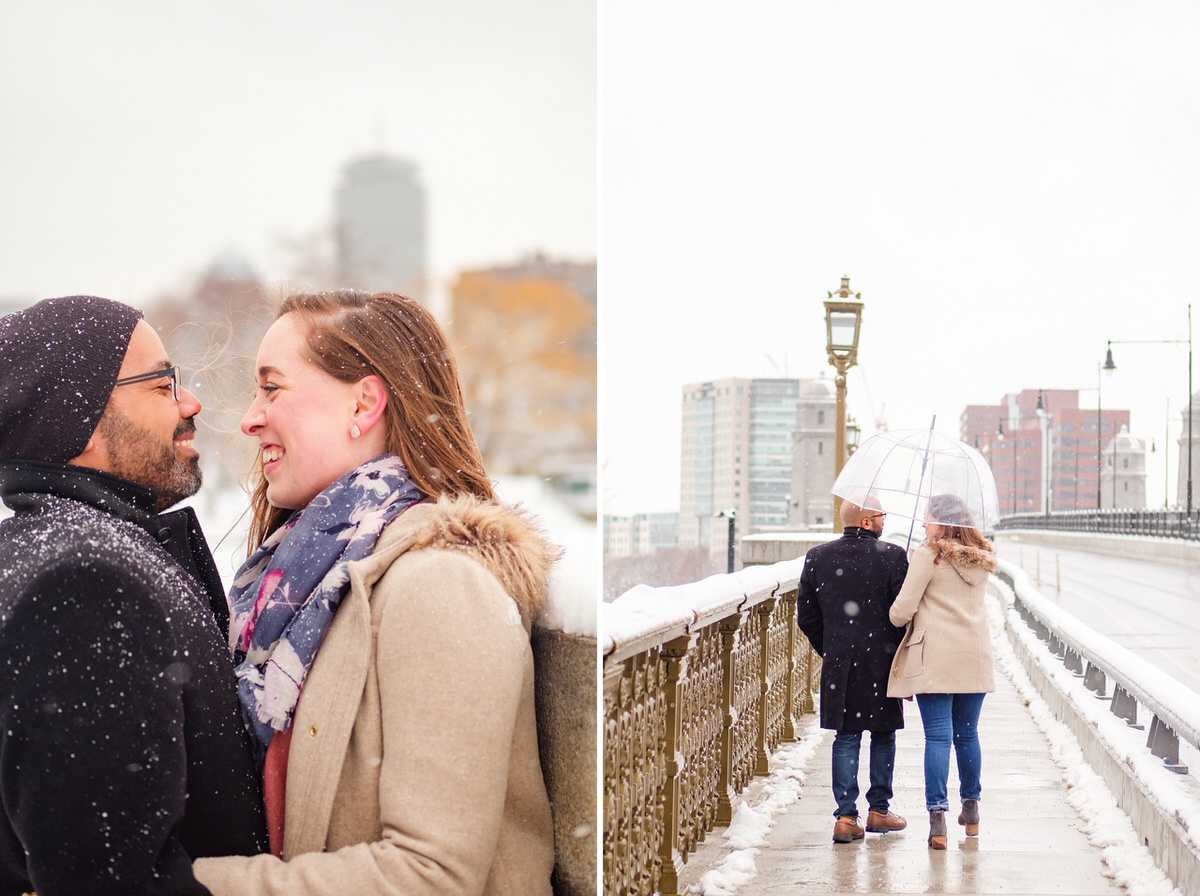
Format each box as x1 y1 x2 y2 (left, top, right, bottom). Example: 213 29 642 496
823 276 864 532
1036 390 1052 515
997 418 1017 514
716 508 736 573
1103 304 1192 514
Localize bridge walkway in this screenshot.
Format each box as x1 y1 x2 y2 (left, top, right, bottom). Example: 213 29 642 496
674 634 1123 896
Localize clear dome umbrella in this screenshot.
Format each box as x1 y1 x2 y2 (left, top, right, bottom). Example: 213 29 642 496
831 419 1000 548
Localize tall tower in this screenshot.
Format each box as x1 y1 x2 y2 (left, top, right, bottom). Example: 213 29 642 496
679 378 800 564
335 155 426 298
787 378 837 528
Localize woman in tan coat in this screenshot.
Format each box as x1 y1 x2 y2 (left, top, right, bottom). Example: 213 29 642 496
193 290 557 895
887 493 997 850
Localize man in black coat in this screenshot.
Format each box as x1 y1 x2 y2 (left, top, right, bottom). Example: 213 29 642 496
0 296 267 895
797 495 910 843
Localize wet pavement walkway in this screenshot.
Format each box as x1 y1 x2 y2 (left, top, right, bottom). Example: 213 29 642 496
675 658 1122 896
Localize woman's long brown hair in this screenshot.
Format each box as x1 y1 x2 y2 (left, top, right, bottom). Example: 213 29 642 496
246 290 494 549
924 493 995 564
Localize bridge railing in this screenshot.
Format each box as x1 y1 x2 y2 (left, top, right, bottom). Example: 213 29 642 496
601 559 818 896
995 558 1200 769
995 557 1200 894
996 508 1200 539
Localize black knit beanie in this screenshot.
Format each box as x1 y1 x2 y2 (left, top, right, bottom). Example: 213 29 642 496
0 295 144 464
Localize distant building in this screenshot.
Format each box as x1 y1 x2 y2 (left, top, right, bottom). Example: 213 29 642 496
151 251 274 496
603 513 679 557
961 389 1130 514
448 254 596 476
1100 424 1147 509
1177 392 1200 509
787 377 838 528
679 378 800 564
334 155 426 298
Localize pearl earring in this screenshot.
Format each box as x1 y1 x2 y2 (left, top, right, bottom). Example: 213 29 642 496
350 424 361 439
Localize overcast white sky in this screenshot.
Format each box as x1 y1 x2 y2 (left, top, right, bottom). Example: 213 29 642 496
0 0 595 314
600 1 1200 516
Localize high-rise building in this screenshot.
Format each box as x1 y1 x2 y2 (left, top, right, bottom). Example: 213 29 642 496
962 389 1130 514
334 155 426 298
679 378 800 563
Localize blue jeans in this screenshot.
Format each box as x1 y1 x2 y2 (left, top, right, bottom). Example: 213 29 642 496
831 730 896 818
915 693 986 811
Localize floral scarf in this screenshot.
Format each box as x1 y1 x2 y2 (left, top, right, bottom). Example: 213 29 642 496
228 454 424 764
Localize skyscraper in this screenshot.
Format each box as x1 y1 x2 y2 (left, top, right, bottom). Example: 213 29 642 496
334 154 426 298
679 378 800 563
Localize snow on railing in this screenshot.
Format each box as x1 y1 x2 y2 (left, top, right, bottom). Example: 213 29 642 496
995 558 1200 768
994 558 1200 893
601 558 816 896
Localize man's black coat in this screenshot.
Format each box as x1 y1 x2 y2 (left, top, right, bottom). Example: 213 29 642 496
797 526 910 732
0 461 267 896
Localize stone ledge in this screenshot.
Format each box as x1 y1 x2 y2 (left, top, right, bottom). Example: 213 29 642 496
532 627 597 896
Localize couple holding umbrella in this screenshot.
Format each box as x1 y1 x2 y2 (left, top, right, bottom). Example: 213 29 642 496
797 420 1000 850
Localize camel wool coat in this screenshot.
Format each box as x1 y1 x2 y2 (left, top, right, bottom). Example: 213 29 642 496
194 494 559 896
886 541 997 699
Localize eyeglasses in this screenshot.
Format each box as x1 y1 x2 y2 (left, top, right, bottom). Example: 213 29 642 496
113 365 181 401
864 512 886 520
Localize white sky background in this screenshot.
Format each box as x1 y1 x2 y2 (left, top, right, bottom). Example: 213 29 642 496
0 0 596 314
600 1 1200 516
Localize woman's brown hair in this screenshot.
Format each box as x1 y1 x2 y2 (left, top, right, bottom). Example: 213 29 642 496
247 290 494 548
924 493 995 563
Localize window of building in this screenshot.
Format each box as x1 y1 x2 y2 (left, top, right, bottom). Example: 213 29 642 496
818 442 823 455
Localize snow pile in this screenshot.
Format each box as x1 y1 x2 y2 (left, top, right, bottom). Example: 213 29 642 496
494 476 597 637
687 714 824 896
987 577 1186 896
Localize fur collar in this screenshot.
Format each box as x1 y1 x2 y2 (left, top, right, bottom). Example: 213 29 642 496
927 538 997 573
367 493 561 629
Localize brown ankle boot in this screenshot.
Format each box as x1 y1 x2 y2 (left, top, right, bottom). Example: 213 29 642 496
928 809 947 850
958 799 980 836
833 815 865 843
865 809 907 833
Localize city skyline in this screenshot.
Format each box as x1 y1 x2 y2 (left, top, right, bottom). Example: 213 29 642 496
0 0 595 316
601 1 1200 518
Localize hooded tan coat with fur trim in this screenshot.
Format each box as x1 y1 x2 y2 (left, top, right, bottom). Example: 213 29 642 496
886 540 997 698
194 495 558 896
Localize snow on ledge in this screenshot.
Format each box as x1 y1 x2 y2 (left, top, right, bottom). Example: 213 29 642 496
604 559 806 654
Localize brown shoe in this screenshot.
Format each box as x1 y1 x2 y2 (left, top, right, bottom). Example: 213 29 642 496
928 809 947 850
865 809 907 833
958 799 980 836
832 815 865 843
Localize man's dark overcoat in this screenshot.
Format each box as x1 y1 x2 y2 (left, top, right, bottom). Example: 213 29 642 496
797 526 909 732
0 460 267 896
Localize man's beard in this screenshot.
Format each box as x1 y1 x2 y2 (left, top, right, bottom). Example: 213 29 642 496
98 406 203 511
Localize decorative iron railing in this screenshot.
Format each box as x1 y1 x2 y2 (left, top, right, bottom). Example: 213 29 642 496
601 562 820 896
996 508 1200 539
